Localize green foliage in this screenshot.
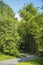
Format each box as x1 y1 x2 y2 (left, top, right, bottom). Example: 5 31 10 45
0 1 15 18
19 3 43 53
0 1 19 55
0 54 15 61
0 17 19 55
0 1 43 55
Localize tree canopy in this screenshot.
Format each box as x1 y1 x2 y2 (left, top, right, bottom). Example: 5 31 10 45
0 1 43 55
18 3 43 52
0 1 19 55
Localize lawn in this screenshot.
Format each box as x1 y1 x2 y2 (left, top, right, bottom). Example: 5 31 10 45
16 57 43 65
0 54 16 61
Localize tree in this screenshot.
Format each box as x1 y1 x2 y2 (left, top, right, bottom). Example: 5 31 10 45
18 3 40 53
0 1 19 55
31 14 43 50
0 0 15 19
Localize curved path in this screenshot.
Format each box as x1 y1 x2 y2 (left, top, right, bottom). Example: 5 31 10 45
0 54 38 65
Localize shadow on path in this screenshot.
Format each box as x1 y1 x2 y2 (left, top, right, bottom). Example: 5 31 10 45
0 55 38 65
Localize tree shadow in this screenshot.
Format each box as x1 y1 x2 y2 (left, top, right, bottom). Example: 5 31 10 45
17 55 38 62
18 57 43 65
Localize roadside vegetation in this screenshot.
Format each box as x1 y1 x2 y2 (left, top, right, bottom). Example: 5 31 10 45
0 54 16 61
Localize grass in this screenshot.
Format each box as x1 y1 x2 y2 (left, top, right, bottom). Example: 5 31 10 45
16 57 43 65
0 54 16 61
0 52 26 61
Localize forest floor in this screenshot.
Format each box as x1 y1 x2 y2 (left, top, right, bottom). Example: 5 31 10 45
0 53 38 65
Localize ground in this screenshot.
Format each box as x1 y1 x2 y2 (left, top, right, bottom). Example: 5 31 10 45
16 57 43 65
0 53 43 65
0 53 38 65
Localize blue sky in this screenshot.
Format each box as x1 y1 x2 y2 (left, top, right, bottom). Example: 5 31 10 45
3 0 42 13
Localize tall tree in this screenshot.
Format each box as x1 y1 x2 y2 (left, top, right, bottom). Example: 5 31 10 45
0 1 19 55
19 3 40 53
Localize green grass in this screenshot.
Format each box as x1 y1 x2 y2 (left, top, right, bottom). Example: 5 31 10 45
0 53 26 61
16 57 43 65
0 54 16 61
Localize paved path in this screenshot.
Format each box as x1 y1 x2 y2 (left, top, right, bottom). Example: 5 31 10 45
0 54 38 65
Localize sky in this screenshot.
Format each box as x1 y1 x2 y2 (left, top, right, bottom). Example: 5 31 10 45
3 0 42 21
3 0 42 13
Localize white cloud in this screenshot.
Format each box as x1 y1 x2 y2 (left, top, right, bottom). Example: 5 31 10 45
15 13 22 21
